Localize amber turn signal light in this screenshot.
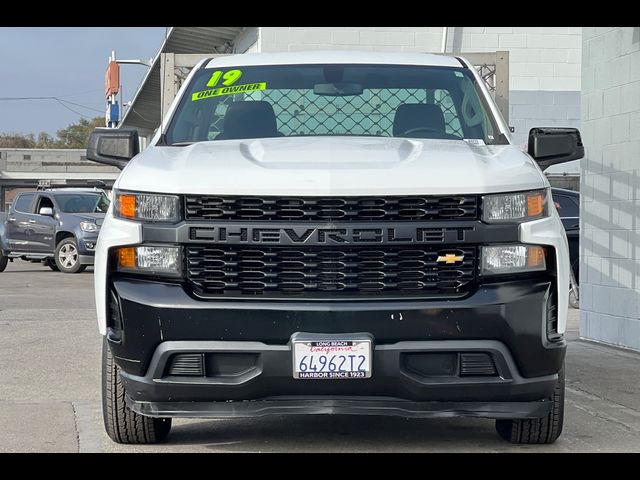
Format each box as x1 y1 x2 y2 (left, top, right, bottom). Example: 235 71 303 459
116 247 136 269
527 192 545 217
527 245 546 268
117 194 136 219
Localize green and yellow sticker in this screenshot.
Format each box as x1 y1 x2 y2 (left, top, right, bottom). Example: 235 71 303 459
192 82 267 101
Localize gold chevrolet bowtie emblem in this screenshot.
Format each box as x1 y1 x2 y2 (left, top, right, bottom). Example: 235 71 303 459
437 253 464 264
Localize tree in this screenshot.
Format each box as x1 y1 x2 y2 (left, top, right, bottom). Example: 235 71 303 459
0 116 104 150
36 132 57 149
55 116 104 149
0 133 36 148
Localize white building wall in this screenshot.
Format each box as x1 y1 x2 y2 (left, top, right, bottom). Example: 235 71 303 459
579 27 640 351
258 27 582 152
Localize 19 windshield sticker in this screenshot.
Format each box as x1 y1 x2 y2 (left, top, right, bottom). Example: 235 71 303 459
192 68 266 101
192 82 267 101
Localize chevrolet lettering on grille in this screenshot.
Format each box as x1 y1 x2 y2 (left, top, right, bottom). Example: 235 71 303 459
189 225 475 245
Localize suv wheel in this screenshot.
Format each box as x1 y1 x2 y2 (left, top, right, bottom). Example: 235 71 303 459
55 238 86 274
102 338 172 444
495 365 565 444
0 251 7 272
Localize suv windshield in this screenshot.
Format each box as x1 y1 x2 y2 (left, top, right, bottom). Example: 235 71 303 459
166 64 505 145
56 193 110 214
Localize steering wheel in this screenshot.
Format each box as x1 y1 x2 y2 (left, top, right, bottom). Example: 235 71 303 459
397 126 461 140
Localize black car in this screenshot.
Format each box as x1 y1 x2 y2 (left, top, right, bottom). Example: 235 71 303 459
551 187 579 282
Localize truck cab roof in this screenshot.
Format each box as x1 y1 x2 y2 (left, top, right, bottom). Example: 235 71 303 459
204 51 463 69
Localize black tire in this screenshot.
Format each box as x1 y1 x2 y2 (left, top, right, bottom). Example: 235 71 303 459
102 338 172 444
495 366 565 444
0 251 7 272
54 237 86 274
45 258 59 271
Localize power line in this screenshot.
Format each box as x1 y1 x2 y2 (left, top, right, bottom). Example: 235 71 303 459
57 98 103 113
0 96 103 115
53 99 91 119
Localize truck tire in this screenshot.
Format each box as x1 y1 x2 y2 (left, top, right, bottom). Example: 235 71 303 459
495 365 564 444
0 251 7 272
45 258 59 272
102 338 172 444
54 238 86 274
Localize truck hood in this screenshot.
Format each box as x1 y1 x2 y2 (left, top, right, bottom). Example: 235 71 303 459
117 137 546 196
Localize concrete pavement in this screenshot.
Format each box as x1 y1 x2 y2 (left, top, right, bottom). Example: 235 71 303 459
1 260 639 452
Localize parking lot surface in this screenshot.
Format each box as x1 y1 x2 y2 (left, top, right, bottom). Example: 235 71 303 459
1 260 639 452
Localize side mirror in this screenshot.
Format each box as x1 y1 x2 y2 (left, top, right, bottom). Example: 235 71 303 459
528 127 584 169
39 207 54 217
86 128 140 170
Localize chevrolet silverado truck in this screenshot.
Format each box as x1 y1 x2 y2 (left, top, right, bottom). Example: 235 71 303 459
87 51 583 445
0 188 109 273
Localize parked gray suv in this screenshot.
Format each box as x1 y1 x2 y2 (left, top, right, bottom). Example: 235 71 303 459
0 188 110 273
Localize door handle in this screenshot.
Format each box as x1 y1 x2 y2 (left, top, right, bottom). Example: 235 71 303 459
7 217 16 222
28 219 36 223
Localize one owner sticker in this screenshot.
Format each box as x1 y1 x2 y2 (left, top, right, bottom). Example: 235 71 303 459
192 82 267 101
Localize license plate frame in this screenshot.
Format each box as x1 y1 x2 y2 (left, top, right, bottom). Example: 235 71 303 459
291 333 373 380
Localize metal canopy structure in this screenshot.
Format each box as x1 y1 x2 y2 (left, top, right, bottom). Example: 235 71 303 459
120 27 245 135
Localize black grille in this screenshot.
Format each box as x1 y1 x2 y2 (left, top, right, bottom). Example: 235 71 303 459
187 245 476 299
185 195 478 222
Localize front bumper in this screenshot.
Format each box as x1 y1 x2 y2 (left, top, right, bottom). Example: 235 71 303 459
77 234 99 264
108 278 564 418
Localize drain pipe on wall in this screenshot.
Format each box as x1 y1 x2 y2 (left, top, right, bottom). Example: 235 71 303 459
441 27 449 53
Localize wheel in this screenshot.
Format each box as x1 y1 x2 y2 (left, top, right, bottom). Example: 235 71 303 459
54 238 86 274
45 258 59 272
569 288 579 309
0 251 8 272
495 365 564 444
102 338 172 444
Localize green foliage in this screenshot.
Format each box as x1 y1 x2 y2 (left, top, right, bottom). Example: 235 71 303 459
0 116 104 149
55 117 104 149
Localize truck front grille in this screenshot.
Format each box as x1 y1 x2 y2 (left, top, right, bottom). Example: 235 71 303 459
185 195 478 222
186 245 477 299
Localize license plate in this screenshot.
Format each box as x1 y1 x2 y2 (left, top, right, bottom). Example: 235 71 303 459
293 339 372 379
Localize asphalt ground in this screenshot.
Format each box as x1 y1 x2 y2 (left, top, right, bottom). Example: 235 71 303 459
1 260 639 452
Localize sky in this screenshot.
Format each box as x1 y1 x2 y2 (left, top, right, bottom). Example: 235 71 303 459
0 27 167 135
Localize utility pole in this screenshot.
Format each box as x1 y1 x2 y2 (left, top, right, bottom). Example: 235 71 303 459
105 51 120 128
104 51 152 128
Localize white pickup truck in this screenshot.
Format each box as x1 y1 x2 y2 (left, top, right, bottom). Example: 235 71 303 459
87 51 583 445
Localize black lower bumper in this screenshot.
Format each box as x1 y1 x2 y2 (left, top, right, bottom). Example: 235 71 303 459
108 278 565 418
119 337 558 418
127 397 552 420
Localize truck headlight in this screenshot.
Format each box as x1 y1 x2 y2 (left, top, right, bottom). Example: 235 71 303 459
115 191 180 223
482 189 548 223
80 221 100 232
115 246 182 277
481 245 546 276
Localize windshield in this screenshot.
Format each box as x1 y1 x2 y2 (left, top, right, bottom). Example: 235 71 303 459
56 193 110 214
166 64 504 145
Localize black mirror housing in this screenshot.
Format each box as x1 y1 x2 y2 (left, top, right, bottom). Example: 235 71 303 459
86 128 140 170
528 127 584 170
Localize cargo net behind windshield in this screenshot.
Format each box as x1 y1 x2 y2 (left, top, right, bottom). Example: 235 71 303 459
209 89 464 138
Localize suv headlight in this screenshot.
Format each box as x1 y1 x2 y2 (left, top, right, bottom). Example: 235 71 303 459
114 191 180 223
482 189 548 223
80 221 99 232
